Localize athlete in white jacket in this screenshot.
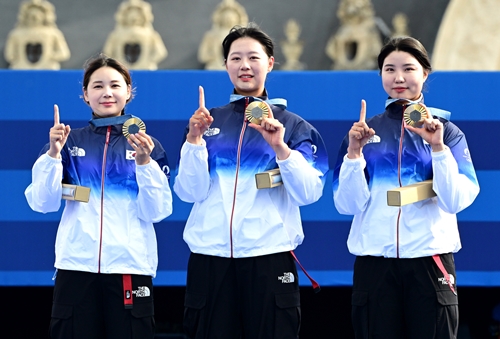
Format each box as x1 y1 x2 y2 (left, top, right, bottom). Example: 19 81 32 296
25 54 172 339
333 36 479 339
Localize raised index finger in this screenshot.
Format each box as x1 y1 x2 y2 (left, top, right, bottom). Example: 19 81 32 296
359 99 366 122
54 104 60 126
199 86 205 108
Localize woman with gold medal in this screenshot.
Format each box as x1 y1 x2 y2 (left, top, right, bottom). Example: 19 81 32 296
174 23 329 339
25 54 172 339
332 36 480 338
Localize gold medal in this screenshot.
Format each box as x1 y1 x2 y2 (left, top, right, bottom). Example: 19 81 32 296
403 104 428 127
245 101 269 124
122 117 146 138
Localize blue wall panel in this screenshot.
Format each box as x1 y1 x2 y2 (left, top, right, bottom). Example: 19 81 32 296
1 70 498 286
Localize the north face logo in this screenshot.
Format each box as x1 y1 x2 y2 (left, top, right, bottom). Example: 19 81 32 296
132 286 150 297
438 274 455 286
69 146 85 156
204 128 220 136
278 272 295 284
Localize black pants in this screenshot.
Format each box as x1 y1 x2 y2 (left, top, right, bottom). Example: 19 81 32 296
49 269 155 339
351 254 458 339
183 252 301 339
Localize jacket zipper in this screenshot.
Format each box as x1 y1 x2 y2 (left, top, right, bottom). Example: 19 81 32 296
98 126 111 272
229 97 249 258
396 105 405 258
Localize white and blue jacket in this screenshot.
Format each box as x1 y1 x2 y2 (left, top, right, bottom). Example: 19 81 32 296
25 116 173 277
174 95 329 258
333 98 480 258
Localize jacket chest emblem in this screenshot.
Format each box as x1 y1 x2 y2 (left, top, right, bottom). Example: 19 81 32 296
69 146 86 157
126 150 136 160
366 135 381 144
204 128 220 137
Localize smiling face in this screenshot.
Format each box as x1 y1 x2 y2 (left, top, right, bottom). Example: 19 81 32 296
225 37 274 98
381 50 429 101
83 66 131 117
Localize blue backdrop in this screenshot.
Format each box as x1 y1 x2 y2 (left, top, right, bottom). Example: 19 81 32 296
1 70 498 286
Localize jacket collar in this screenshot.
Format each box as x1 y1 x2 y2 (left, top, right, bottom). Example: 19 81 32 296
88 114 135 135
229 88 287 111
384 94 451 121
385 95 424 120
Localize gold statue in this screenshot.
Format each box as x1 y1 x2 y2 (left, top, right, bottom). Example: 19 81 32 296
325 0 382 70
391 13 410 38
4 0 70 70
198 0 248 70
103 0 167 70
280 19 306 71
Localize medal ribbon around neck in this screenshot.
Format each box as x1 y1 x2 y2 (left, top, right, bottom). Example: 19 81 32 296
229 94 287 109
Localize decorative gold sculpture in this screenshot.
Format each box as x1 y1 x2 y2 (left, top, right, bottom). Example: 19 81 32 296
103 0 167 70
391 13 410 38
198 0 248 70
280 19 306 71
4 0 70 70
325 0 382 70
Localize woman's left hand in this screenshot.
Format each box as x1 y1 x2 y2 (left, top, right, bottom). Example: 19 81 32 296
248 103 291 160
405 104 446 152
128 131 155 165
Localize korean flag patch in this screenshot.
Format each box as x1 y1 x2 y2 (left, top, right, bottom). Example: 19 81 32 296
126 150 136 160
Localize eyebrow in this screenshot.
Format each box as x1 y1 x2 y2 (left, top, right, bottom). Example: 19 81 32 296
229 50 260 57
91 79 122 84
384 63 417 68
